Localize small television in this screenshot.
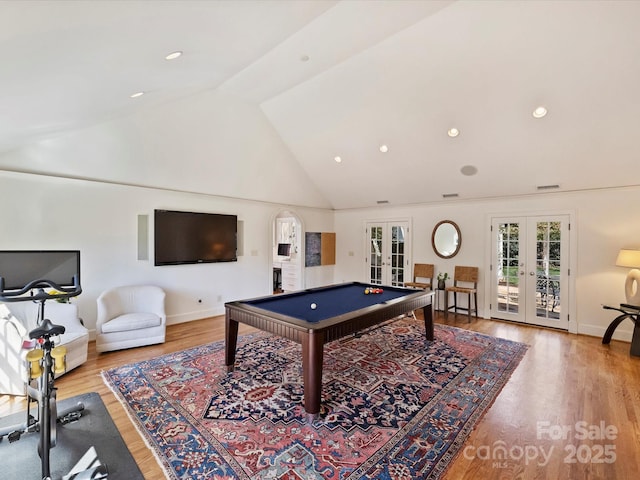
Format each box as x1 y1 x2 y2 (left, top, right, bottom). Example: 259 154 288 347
0 250 81 292
277 243 291 257
154 209 237 266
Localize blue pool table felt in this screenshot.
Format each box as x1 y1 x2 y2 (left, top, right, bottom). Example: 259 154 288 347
246 284 411 322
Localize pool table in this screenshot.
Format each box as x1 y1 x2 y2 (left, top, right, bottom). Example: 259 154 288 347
224 282 434 417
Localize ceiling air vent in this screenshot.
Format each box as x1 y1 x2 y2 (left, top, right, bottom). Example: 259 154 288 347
376 200 389 205
442 193 459 198
536 184 560 191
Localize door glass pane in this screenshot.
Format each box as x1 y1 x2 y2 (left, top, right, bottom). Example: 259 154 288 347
497 223 520 313
369 227 383 285
390 226 406 286
535 222 561 320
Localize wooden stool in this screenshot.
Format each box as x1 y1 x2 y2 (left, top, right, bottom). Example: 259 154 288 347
445 266 479 322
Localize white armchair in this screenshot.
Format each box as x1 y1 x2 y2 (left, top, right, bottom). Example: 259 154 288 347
96 285 166 353
0 301 89 396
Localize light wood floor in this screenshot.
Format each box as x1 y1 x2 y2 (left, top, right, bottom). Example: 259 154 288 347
2 312 639 479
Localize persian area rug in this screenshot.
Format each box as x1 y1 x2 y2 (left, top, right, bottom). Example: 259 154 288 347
102 318 527 479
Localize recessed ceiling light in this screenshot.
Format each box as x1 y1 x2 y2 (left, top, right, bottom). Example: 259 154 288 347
165 51 183 60
300 54 310 62
379 144 389 153
130 91 145 98
533 106 548 118
334 156 342 163
447 128 460 138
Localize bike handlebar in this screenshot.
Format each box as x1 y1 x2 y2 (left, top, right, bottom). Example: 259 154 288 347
0 275 82 303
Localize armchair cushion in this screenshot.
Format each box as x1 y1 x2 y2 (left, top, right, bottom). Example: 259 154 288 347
101 312 162 333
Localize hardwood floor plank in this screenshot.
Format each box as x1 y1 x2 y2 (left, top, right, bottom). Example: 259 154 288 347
2 313 639 479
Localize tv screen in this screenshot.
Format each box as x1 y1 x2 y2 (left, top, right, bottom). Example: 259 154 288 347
277 243 291 256
154 209 237 266
0 250 80 291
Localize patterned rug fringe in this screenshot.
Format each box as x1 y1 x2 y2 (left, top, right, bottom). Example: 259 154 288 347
101 370 173 479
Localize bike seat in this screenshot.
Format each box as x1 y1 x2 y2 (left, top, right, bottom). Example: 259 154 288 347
29 318 66 339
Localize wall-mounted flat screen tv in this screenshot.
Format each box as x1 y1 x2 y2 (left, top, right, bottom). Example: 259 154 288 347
0 250 81 291
154 209 237 266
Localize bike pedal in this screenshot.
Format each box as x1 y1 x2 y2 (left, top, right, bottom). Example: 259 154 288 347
8 430 22 443
59 411 82 425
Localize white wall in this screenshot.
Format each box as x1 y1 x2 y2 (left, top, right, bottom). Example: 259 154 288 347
334 187 640 342
0 170 334 336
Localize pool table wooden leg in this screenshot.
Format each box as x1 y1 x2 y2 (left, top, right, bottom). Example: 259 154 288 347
301 330 325 419
225 316 239 372
422 302 434 341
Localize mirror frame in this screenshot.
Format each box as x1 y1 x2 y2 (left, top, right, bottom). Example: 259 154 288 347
432 220 461 259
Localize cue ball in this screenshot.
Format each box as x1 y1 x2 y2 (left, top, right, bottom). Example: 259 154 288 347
311 303 317 309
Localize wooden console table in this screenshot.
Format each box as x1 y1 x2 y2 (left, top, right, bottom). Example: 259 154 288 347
602 304 640 357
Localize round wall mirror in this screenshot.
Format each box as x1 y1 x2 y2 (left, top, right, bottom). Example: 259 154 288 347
432 220 461 259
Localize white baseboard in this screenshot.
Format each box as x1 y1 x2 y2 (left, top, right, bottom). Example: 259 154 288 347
167 308 224 326
577 323 632 343
481 313 634 344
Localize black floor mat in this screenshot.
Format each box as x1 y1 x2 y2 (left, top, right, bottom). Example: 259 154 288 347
0 392 144 480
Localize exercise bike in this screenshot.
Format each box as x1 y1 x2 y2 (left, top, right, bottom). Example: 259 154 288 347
0 276 108 480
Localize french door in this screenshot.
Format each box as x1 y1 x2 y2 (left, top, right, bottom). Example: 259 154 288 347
490 215 569 329
365 221 410 286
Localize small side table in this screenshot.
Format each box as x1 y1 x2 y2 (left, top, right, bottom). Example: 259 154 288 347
602 304 640 357
434 288 446 312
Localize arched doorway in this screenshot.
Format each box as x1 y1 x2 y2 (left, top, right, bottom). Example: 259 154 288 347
272 211 304 293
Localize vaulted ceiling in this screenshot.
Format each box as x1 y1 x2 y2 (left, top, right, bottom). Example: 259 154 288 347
2 0 639 210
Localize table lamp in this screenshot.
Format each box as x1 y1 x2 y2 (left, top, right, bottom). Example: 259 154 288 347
615 248 640 306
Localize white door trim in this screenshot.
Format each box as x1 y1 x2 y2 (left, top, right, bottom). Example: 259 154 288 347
483 209 577 334
364 218 412 286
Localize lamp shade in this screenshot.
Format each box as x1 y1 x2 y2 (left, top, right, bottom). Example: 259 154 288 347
616 249 640 268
